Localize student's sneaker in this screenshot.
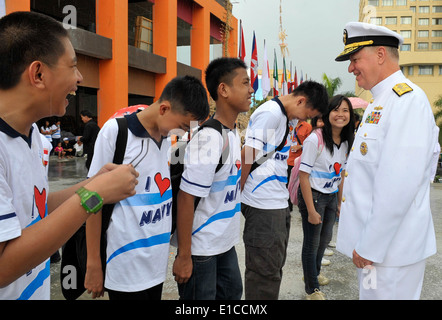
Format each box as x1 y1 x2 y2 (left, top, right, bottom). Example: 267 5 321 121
306 289 326 300
302 273 330 286
324 248 334 256
321 258 331 266
328 242 336 248
318 273 330 286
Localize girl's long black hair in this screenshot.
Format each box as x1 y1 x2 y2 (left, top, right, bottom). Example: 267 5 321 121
321 95 355 155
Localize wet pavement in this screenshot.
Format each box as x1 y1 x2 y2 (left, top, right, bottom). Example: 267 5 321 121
48 155 442 300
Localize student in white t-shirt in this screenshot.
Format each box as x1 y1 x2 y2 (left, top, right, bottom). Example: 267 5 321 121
241 81 329 300
50 120 61 151
0 12 138 300
297 95 355 300
172 58 254 300
85 76 209 300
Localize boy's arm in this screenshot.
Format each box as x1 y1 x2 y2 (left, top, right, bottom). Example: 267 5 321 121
172 190 195 284
0 164 138 288
240 146 258 191
299 171 322 225
84 211 105 298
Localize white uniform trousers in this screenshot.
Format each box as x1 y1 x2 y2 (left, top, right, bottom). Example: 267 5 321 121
357 259 426 300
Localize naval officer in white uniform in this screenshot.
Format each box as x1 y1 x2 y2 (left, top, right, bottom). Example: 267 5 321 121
335 22 440 300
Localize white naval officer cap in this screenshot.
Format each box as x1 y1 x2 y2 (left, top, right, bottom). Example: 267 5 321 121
335 22 404 62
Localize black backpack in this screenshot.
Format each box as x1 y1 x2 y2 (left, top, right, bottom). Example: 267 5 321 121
60 117 128 300
170 117 229 233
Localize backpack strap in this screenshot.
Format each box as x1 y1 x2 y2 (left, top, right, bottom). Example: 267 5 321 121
250 97 289 174
102 116 128 232
198 116 230 173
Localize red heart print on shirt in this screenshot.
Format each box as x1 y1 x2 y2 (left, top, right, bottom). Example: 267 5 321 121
235 160 241 171
333 162 341 175
34 186 47 219
154 173 170 197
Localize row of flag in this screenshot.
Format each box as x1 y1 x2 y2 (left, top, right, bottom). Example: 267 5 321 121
238 20 305 100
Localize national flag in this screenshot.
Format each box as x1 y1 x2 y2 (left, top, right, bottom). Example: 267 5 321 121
294 67 298 89
300 70 304 84
250 31 258 92
261 40 271 99
288 61 293 94
238 20 245 61
272 50 279 97
282 56 288 96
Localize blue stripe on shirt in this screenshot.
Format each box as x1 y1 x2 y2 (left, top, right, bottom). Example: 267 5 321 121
192 202 241 236
251 175 287 193
120 190 172 207
106 232 171 264
17 260 50 300
210 171 241 193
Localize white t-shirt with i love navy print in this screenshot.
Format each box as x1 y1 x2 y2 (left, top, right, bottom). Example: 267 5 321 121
88 113 172 292
300 131 348 194
171 125 242 256
241 98 297 209
0 122 50 300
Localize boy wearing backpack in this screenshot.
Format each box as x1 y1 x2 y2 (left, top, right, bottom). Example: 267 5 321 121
240 81 329 300
172 58 254 300
84 76 209 300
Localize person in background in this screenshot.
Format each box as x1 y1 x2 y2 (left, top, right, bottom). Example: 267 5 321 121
79 110 100 170
51 119 61 152
287 120 312 211
74 138 84 157
297 95 355 300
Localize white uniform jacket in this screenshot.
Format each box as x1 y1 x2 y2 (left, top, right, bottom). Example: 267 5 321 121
337 71 439 267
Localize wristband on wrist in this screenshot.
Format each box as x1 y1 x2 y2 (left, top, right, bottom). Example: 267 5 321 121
76 187 103 214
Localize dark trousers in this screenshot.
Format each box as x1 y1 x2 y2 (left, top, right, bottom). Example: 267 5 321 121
106 283 163 300
177 246 243 300
297 189 337 294
242 203 291 300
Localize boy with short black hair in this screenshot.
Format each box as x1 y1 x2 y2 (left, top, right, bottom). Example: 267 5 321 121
241 81 329 300
0 11 138 300
172 57 254 300
85 75 210 300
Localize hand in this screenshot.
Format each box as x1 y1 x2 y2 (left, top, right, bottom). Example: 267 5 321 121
172 255 193 284
84 263 105 299
87 164 139 204
308 210 322 225
352 250 373 269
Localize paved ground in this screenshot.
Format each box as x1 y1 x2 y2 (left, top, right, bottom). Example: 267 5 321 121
48 156 442 300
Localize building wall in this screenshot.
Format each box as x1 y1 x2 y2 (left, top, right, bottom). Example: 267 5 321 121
358 0 442 110
5 0 238 127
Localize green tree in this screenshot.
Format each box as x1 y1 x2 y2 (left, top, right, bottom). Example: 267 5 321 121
322 73 342 98
434 95 442 144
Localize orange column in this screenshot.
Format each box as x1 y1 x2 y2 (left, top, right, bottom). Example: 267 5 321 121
228 16 238 58
5 0 30 13
191 4 210 87
153 0 177 100
96 0 128 127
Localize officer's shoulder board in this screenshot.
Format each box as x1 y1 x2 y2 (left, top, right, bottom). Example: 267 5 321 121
392 83 413 97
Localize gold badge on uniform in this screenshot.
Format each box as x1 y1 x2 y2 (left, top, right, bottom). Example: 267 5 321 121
360 142 368 156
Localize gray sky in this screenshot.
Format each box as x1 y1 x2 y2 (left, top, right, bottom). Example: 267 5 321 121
232 0 360 95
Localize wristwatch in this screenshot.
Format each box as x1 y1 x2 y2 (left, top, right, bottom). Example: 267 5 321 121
76 187 103 214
